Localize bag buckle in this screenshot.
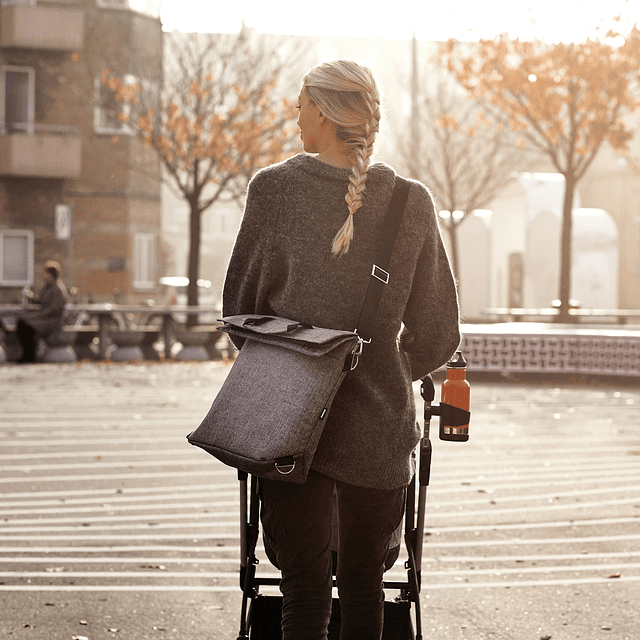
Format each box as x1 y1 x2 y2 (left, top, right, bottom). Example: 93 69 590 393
349 337 365 371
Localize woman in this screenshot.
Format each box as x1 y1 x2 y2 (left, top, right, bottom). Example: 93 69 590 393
224 60 460 640
17 260 68 363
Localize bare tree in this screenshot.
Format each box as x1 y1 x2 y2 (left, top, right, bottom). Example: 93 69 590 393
105 27 306 318
441 28 640 321
401 70 536 298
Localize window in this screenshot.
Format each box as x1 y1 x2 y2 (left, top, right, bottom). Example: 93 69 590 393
96 0 160 18
93 73 135 135
0 230 34 286
0 66 35 135
132 233 156 290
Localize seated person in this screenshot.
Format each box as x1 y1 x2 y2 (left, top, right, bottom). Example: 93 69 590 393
16 260 68 363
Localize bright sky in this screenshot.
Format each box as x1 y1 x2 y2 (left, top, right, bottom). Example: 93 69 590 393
161 0 639 42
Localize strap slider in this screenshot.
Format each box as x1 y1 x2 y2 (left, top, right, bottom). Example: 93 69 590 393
372 264 389 284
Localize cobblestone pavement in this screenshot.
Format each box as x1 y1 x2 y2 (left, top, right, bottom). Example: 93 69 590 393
0 362 639 640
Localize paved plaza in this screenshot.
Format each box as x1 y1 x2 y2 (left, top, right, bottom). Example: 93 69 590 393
0 361 639 640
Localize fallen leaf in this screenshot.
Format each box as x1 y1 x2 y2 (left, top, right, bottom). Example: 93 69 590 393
607 573 621 579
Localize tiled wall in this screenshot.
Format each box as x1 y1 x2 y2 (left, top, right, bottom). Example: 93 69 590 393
460 328 640 377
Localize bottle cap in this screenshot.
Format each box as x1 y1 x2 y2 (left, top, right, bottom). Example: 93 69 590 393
447 351 467 368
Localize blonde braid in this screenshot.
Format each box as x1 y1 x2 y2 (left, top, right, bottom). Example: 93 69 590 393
302 60 381 256
332 92 380 256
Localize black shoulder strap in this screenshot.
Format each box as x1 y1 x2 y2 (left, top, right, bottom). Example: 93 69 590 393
355 176 410 342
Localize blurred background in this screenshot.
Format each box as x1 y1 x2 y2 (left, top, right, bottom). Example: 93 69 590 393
1 0 639 325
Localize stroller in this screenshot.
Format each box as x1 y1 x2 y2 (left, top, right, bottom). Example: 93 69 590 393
234 372 470 640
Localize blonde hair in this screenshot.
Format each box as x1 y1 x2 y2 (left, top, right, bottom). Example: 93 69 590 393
44 260 61 279
303 60 381 256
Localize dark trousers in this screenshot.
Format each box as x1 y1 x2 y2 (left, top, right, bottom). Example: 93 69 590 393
259 471 406 640
16 319 38 362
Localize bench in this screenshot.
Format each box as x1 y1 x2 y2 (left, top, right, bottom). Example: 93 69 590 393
63 325 100 360
173 324 223 361
108 327 161 362
42 329 77 363
0 323 80 363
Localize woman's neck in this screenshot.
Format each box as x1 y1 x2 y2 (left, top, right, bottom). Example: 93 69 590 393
316 142 352 169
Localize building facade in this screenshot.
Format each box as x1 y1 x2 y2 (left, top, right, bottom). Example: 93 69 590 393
0 0 163 304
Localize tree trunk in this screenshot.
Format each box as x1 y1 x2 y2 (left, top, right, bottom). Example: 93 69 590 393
556 174 575 323
186 202 201 327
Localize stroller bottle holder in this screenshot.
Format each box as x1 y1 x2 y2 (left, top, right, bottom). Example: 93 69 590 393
421 351 471 443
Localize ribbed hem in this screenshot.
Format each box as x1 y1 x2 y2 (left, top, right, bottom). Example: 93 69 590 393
312 453 416 490
290 153 393 184
291 154 352 181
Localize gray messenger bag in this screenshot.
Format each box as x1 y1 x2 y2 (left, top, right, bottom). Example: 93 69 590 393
187 176 410 483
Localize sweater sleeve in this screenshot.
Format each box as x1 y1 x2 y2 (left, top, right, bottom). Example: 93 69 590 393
31 284 66 319
400 185 461 380
44 284 67 317
222 169 276 348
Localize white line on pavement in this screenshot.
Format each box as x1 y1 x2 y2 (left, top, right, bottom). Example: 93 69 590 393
4 562 640 580
2 471 639 507
2 519 640 541
0 482 240 501
0 469 235 484
3 481 638 516
2 494 639 524
3 550 640 564
2 461 638 486
1 576 639 592
0 545 241 553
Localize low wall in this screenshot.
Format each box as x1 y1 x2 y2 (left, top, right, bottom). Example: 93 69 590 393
461 323 640 378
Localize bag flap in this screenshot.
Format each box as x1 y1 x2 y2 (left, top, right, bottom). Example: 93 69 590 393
218 314 359 356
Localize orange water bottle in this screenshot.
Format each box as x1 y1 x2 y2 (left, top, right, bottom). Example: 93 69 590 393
440 351 470 442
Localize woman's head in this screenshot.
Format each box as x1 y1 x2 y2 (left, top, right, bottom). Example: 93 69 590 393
44 260 61 281
302 60 381 256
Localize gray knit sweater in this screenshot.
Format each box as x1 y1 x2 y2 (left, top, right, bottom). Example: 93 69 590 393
223 154 460 488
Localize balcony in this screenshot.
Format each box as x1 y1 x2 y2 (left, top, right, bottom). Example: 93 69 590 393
0 126 81 179
0 3 84 51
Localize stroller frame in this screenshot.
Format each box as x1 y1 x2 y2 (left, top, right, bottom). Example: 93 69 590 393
234 374 468 640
